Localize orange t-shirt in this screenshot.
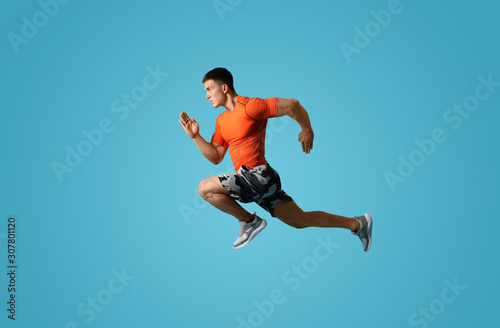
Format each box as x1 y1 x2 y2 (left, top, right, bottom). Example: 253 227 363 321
211 96 279 172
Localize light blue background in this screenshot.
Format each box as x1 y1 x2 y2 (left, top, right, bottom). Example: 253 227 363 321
1 0 499 327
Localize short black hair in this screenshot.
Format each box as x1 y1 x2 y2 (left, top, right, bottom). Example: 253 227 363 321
202 67 235 92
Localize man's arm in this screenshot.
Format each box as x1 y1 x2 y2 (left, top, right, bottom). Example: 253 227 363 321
192 136 227 165
277 98 314 154
179 112 227 164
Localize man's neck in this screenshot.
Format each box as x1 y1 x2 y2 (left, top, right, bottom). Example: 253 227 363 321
223 93 239 111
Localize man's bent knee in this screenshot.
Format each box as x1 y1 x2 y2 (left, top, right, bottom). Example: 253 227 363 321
275 215 307 229
286 219 307 229
274 201 308 229
198 177 226 201
275 213 308 229
198 179 210 200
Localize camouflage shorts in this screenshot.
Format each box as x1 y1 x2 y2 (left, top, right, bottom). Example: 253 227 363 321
218 164 293 217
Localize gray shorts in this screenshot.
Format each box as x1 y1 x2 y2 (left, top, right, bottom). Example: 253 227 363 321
218 164 293 217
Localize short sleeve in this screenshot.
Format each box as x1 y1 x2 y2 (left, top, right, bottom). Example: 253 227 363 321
211 116 228 148
245 97 278 120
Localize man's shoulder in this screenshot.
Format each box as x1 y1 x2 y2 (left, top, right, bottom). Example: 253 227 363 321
237 96 251 105
238 96 275 108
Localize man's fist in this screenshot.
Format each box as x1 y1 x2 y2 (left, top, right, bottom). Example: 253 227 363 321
298 128 314 154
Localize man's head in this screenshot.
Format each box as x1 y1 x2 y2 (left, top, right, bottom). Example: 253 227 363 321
202 67 236 108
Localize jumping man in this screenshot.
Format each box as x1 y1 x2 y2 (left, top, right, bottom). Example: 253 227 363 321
179 67 373 250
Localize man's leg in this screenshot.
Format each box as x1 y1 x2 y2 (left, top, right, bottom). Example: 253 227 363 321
274 201 373 251
198 176 253 222
273 201 360 231
199 175 267 249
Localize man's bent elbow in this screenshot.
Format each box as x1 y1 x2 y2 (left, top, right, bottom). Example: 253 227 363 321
209 156 222 165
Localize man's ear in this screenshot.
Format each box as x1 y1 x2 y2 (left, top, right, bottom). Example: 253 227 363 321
222 84 228 94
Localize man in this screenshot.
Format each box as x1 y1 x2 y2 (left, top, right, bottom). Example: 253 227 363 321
179 67 372 251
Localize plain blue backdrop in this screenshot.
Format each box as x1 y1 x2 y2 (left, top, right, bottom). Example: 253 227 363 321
1 0 499 327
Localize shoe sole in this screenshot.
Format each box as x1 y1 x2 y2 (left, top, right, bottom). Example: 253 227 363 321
233 219 267 249
364 213 373 252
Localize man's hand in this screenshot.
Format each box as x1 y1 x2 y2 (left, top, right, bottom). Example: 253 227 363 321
277 98 314 154
179 112 199 139
298 128 314 154
179 111 227 164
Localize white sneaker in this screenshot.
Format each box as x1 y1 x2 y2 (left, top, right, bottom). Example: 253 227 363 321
352 213 373 251
233 213 267 249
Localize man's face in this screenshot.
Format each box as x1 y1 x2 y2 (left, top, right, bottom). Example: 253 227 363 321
204 79 226 108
